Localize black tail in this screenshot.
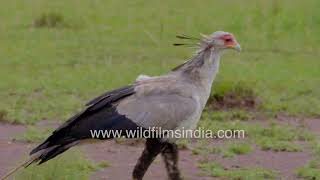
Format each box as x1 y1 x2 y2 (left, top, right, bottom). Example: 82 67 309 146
30 141 79 165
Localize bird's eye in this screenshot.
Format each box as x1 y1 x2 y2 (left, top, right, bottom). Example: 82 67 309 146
225 38 232 42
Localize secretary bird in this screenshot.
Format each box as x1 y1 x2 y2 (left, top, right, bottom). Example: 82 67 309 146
2 31 240 180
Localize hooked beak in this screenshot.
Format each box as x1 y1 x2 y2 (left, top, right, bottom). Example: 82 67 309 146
226 41 241 52
233 43 241 52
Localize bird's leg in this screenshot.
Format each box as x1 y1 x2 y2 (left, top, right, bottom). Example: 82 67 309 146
161 143 182 180
132 138 167 180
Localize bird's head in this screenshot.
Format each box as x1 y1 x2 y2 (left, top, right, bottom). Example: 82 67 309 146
202 31 241 52
174 31 241 53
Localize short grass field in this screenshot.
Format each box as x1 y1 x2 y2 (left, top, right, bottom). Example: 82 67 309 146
1 0 320 179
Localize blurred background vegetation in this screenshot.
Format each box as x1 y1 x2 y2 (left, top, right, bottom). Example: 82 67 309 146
0 0 319 124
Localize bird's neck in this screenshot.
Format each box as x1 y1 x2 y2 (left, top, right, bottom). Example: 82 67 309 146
172 49 221 106
174 49 221 85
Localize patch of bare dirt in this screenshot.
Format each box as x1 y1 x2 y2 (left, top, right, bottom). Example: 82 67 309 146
83 136 311 179
207 84 260 110
0 123 30 178
276 114 320 135
33 12 65 28
0 110 8 122
0 123 26 140
210 147 311 179
82 141 213 180
35 120 61 129
303 118 320 135
1 116 319 180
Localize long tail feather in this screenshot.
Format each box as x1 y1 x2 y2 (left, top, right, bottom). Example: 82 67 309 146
0 154 40 180
1 143 76 180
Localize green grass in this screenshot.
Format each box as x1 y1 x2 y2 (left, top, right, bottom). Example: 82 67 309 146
257 139 301 152
296 160 320 180
223 142 252 158
32 12 66 28
312 141 320 157
199 112 315 152
15 126 52 142
295 140 320 179
203 110 253 121
208 81 259 110
191 139 221 156
191 140 252 158
1 0 320 124
176 138 191 150
199 162 276 180
14 149 103 180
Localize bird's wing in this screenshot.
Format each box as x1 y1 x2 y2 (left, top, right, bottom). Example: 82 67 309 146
85 85 134 107
117 88 197 130
55 84 135 132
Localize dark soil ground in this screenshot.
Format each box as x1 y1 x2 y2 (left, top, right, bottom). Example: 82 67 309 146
0 116 319 180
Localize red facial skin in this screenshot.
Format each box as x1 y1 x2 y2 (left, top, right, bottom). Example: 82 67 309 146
221 34 237 47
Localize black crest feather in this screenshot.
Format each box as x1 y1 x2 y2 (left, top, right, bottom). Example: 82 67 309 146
174 34 199 47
